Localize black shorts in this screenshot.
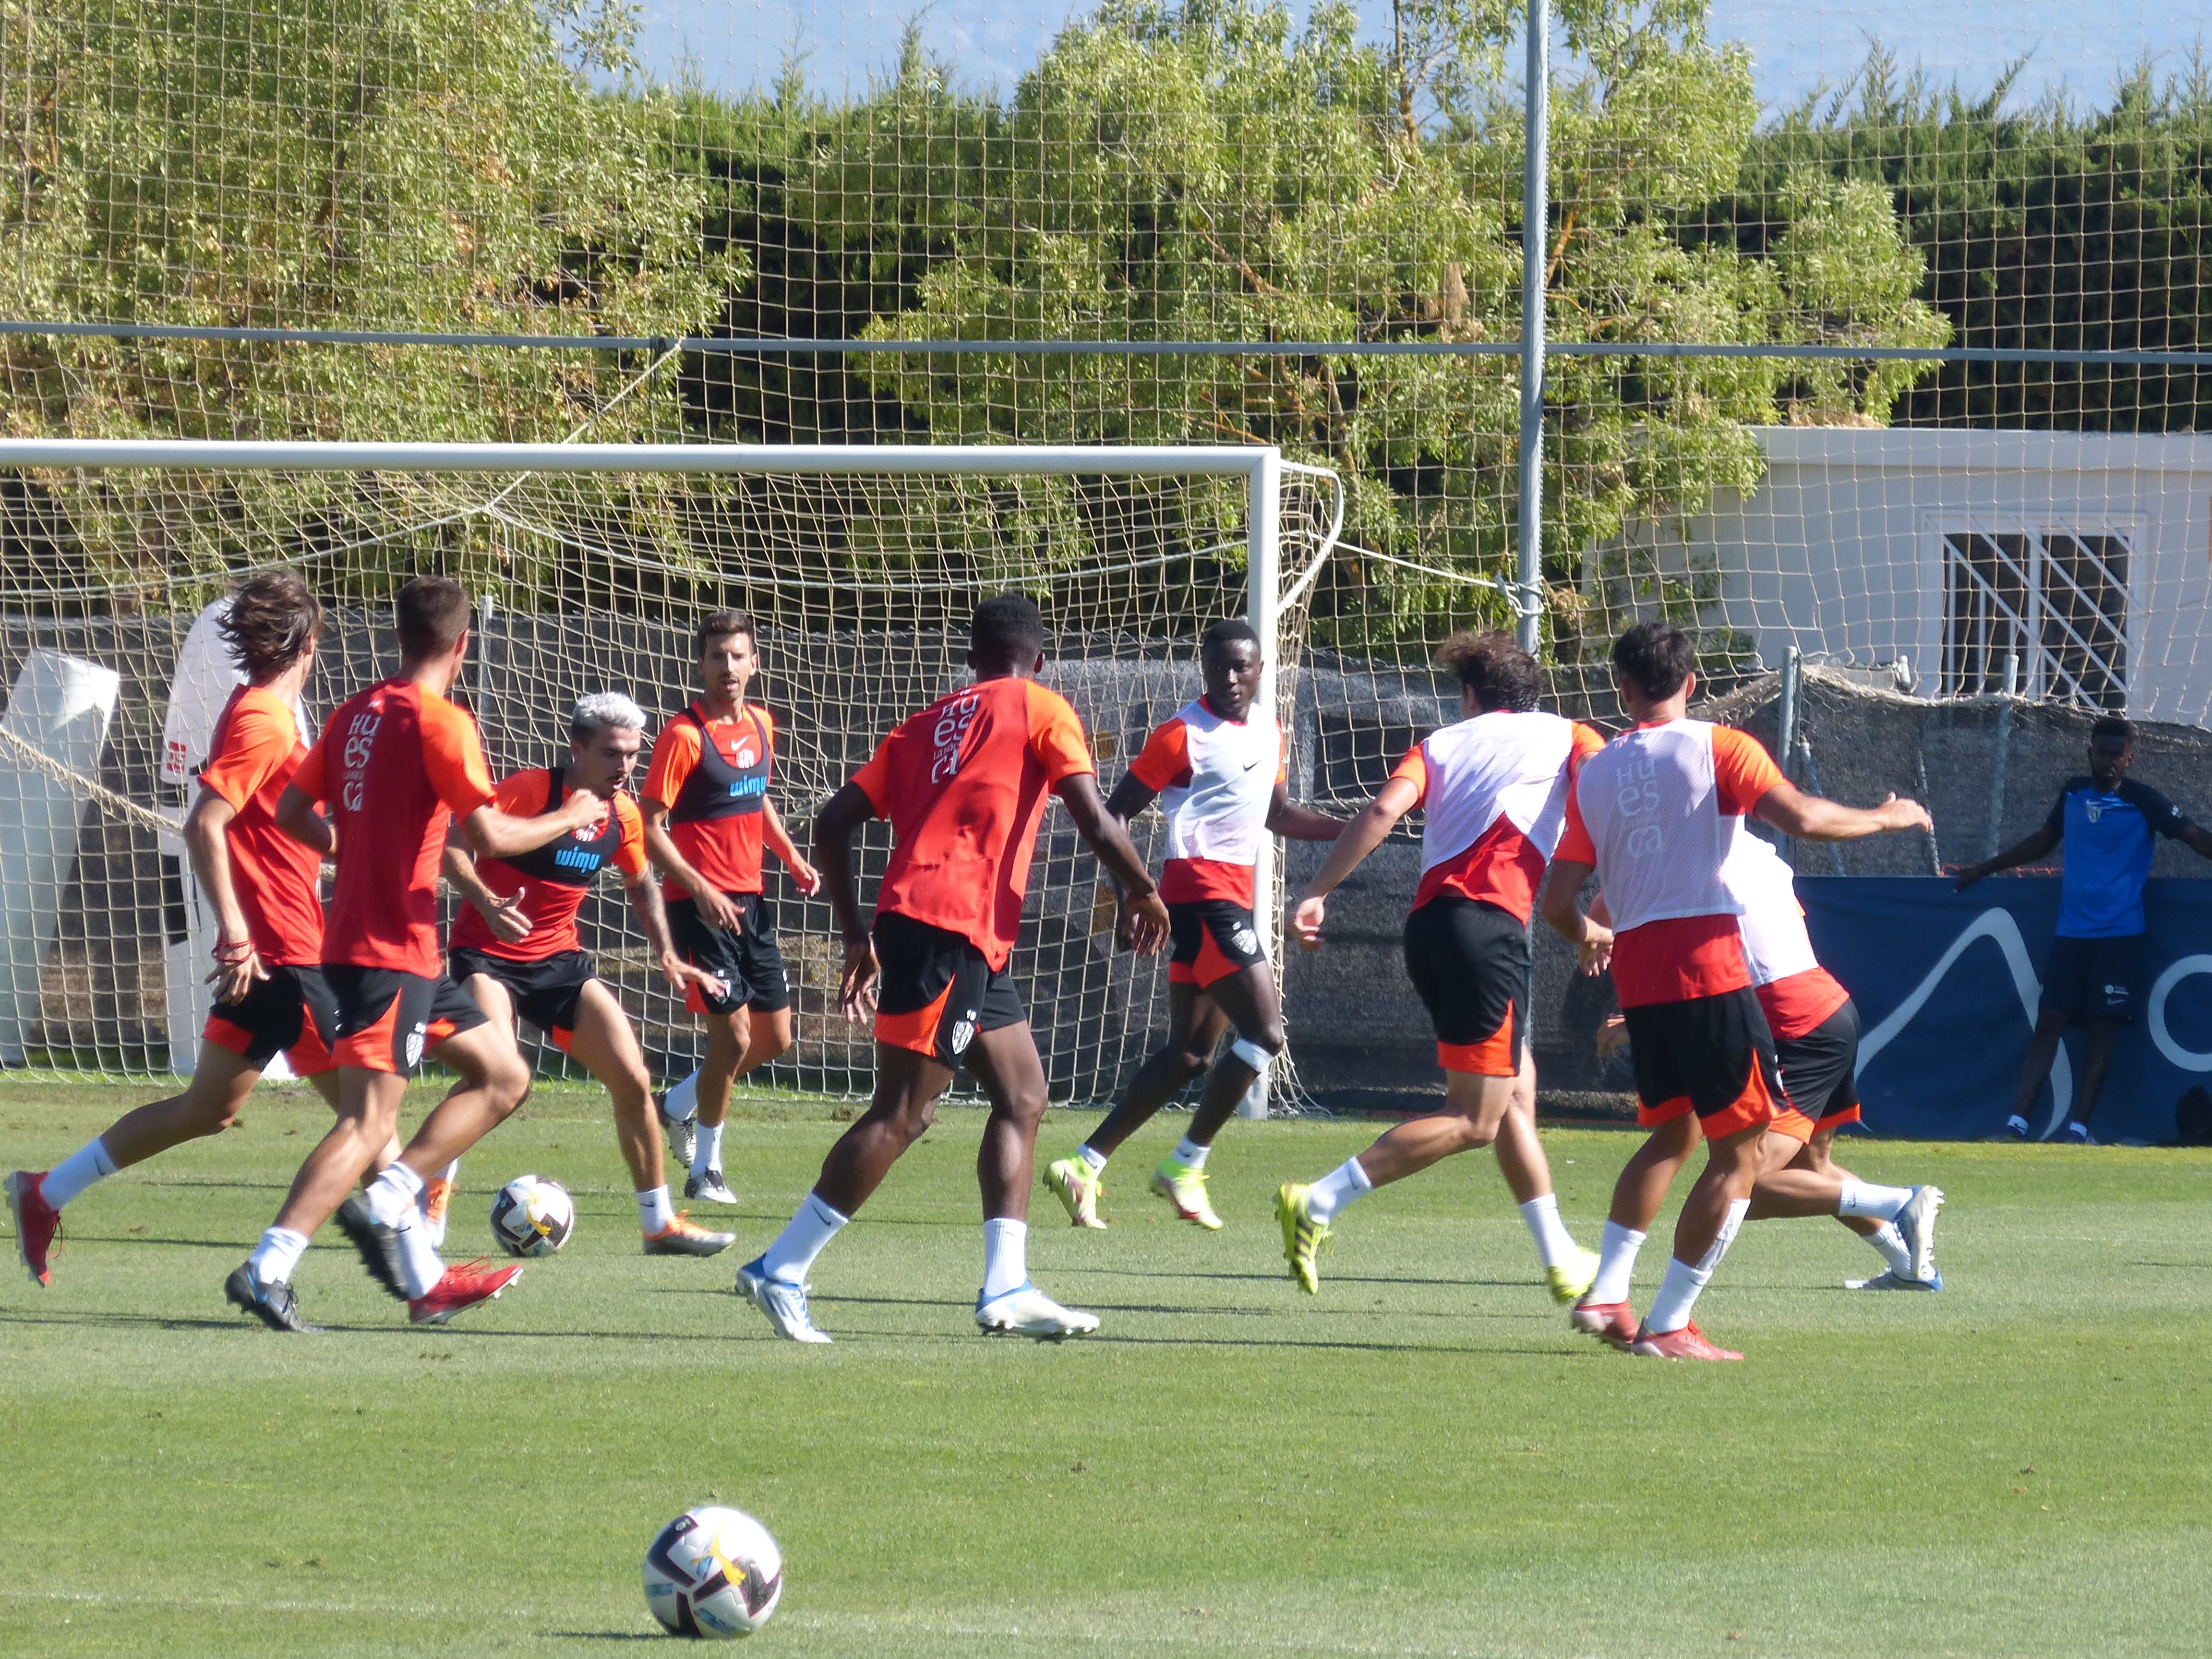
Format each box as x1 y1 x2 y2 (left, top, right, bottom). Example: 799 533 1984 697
324 965 489 1076
1402 897 1529 1077
1774 998 1861 1135
202 962 338 1075
872 912 1026 1069
669 892 792 1017
1168 900 1268 989
2040 932 2145 1024
448 947 598 1052
1621 986 1782 1139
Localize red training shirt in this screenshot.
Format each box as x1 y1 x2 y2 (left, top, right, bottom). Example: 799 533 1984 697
290 678 496 977
642 703 777 902
1555 723 1785 1007
1387 721 1605 921
198 685 325 966
852 677 1095 970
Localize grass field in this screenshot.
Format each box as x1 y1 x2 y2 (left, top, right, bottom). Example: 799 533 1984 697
2 1077 2209 1658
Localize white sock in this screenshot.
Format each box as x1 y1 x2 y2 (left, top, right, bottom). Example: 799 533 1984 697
637 1185 674 1235
1076 1144 1108 1173
696 1120 725 1174
1590 1220 1645 1303
393 1212 443 1300
1643 1255 1712 1335
1838 1179 1913 1222
363 1162 423 1228
664 1068 700 1123
981 1216 1028 1300
760 1192 848 1285
1864 1220 1914 1275
1171 1136 1209 1170
1305 1156 1373 1224
248 1226 311 1285
1517 1193 1578 1271
424 1159 459 1189
39 1137 120 1211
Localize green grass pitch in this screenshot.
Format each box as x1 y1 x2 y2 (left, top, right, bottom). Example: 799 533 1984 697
2 1077 2209 1657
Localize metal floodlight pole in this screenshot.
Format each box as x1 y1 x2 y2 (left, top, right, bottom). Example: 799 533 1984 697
1515 0 1551 655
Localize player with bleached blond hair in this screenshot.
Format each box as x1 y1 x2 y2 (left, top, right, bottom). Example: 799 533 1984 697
442 691 736 1259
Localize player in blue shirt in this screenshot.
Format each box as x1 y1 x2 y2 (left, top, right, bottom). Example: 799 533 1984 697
1956 716 2212 1140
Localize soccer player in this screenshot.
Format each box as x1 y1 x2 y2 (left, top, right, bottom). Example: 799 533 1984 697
1271 632 1604 1302
223 576 611 1333
7 573 399 1285
735 594 1170 1343
1042 619 1340 1230
1539 620 1930 1360
1578 830 1945 1332
443 692 736 1258
1955 715 2212 1142
641 611 819 1205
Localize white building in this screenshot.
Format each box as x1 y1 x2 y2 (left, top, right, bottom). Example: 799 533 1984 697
1685 428 2212 729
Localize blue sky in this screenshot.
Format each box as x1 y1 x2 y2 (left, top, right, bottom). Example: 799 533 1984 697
632 0 2202 115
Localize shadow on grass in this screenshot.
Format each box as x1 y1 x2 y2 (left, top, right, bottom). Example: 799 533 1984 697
541 1633 664 1643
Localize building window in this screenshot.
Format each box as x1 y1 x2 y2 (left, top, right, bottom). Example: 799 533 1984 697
1941 528 2129 709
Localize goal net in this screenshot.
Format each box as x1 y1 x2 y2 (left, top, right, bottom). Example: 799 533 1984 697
0 439 1344 1109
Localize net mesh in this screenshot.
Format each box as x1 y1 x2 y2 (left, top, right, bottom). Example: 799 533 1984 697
0 450 1343 1094
5 0 2212 1094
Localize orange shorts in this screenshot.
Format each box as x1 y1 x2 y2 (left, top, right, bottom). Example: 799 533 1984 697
323 966 489 1075
1622 988 1781 1142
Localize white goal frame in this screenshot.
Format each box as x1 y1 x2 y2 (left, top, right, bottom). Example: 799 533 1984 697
0 439 1342 1114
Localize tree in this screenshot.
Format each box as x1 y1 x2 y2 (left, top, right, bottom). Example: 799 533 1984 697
804 0 1946 658
0 0 741 600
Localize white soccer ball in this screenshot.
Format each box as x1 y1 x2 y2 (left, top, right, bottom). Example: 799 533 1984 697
489 1174 574 1258
642 1505 783 1638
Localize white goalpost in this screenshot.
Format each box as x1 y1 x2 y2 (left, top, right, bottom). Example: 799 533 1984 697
0 439 1343 1112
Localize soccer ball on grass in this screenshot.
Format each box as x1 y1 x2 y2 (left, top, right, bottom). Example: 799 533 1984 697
642 1505 783 1637
489 1174 574 1258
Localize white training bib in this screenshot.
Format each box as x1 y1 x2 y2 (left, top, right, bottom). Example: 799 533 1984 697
1570 719 1745 932
1720 830 1818 989
1414 710 1580 881
1155 699 1279 871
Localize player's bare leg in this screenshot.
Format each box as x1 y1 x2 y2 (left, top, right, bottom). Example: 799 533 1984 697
10 1058 385 1288
560 980 733 1256
737 1043 953 1343
1053 967 1286 1230
964 1022 1099 1336
1485 1051 1597 1299
1572 1112 1699 1347
1627 1121 1764 1359
337 1022 533 1319
1276 1064 1516 1296
685 1005 794 1202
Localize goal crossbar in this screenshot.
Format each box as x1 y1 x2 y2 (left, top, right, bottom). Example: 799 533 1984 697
0 439 1341 1116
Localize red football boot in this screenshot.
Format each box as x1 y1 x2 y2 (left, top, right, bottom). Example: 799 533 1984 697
1629 1320 1743 1361
408 1260 522 1325
1568 1297 1639 1350
7 1171 60 1287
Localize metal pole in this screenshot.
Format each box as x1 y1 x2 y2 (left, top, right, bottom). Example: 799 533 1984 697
1515 0 1550 654
1240 451 1283 1119
1985 650 2018 861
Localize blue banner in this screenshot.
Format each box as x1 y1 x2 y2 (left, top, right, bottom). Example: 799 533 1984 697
1797 877 2212 1143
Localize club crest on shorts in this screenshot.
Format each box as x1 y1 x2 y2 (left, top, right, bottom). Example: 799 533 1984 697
405 1022 427 1069
1231 925 1260 957
950 1009 978 1055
